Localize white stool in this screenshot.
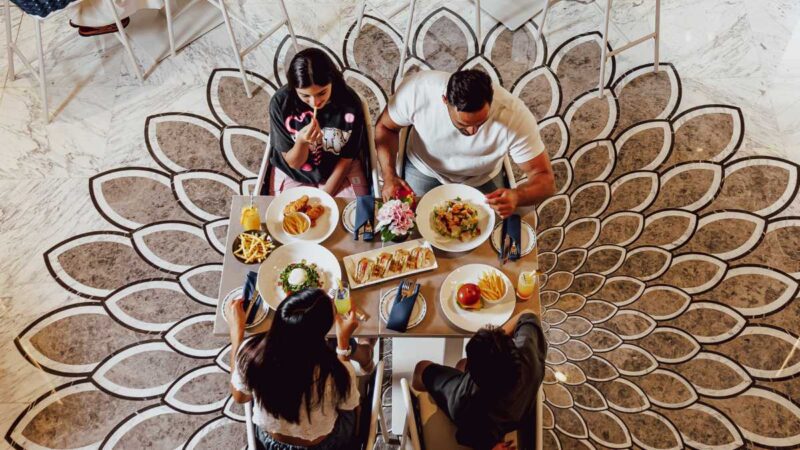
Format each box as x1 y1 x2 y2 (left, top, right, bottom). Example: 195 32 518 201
354 0 416 76
166 0 298 98
599 0 661 96
3 0 143 123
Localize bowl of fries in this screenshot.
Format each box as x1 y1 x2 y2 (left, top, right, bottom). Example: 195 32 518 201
232 230 275 264
283 212 311 236
477 270 507 304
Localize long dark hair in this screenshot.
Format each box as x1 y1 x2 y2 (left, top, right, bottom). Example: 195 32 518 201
286 48 348 108
237 289 351 423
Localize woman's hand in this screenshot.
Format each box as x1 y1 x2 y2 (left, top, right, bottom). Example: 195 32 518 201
334 309 359 340
298 118 322 147
227 298 247 341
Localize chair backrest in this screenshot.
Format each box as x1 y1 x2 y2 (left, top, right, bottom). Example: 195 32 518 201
400 378 423 450
503 154 518 189
244 401 257 450
357 94 381 198
363 359 385 449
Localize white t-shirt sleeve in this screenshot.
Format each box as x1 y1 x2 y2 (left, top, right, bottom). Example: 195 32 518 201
230 362 252 395
337 362 361 411
506 102 545 164
387 72 419 127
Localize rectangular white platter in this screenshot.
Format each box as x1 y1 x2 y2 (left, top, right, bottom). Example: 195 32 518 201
343 239 438 289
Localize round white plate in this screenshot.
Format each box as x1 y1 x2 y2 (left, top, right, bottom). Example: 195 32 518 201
342 200 357 233
416 184 495 252
221 287 268 329
439 264 515 332
266 186 340 245
379 288 427 329
490 220 537 257
256 242 342 310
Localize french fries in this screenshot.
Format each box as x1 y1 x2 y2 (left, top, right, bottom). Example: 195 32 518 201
283 213 309 235
233 232 274 264
478 270 506 302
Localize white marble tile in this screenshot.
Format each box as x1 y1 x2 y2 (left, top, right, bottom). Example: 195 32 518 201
0 178 109 287
0 85 115 178
604 0 769 80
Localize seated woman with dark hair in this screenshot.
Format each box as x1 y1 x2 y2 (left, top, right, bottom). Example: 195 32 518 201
269 47 371 198
227 289 369 449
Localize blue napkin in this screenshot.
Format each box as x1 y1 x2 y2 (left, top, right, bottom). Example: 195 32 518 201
353 195 375 241
387 280 420 332
504 214 522 261
242 271 262 325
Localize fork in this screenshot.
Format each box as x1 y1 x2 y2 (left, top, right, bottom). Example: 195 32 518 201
399 279 413 298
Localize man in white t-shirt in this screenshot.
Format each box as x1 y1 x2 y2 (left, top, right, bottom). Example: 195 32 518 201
375 69 555 217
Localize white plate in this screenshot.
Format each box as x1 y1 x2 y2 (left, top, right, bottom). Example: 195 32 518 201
343 239 438 289
379 288 427 329
490 220 537 257
416 184 495 252
266 187 340 245
439 264 515 332
342 200 357 233
221 287 268 329
257 242 342 310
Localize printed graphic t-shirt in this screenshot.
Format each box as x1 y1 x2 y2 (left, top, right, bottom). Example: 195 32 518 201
269 84 367 185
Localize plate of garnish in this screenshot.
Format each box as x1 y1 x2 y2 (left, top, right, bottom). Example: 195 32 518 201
439 264 514 332
266 187 339 245
416 184 495 252
343 239 437 289
257 242 341 310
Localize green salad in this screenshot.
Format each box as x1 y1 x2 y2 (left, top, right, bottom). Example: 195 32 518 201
278 260 321 295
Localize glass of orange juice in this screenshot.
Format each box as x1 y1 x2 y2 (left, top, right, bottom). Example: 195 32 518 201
517 270 537 300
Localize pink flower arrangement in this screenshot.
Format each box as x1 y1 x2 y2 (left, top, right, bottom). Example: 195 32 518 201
376 199 415 241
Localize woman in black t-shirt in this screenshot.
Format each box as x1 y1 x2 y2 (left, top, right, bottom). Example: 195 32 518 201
268 48 370 197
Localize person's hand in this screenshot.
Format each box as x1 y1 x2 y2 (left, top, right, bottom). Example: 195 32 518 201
334 307 359 341
298 118 322 146
491 441 517 450
381 174 414 201
485 188 519 219
227 298 247 341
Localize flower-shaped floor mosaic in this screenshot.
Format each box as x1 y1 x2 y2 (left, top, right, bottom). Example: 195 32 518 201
7 7 800 450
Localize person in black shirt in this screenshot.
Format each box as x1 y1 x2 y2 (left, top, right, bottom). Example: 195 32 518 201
268 48 371 197
412 303 546 450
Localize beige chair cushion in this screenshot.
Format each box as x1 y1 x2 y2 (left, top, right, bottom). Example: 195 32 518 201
414 390 518 450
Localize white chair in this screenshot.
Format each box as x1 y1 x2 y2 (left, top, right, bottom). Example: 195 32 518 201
3 0 144 123
365 360 390 449
599 0 661 96
400 378 544 450
354 0 416 76
166 0 297 99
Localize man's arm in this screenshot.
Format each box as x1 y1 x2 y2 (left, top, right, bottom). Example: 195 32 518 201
412 360 435 391
486 152 555 218
501 284 542 335
375 108 413 200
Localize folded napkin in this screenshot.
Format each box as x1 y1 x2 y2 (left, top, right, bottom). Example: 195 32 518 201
503 214 522 261
386 280 420 332
353 195 375 241
242 271 262 325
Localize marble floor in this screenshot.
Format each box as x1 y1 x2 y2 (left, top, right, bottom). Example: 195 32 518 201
1 0 800 449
